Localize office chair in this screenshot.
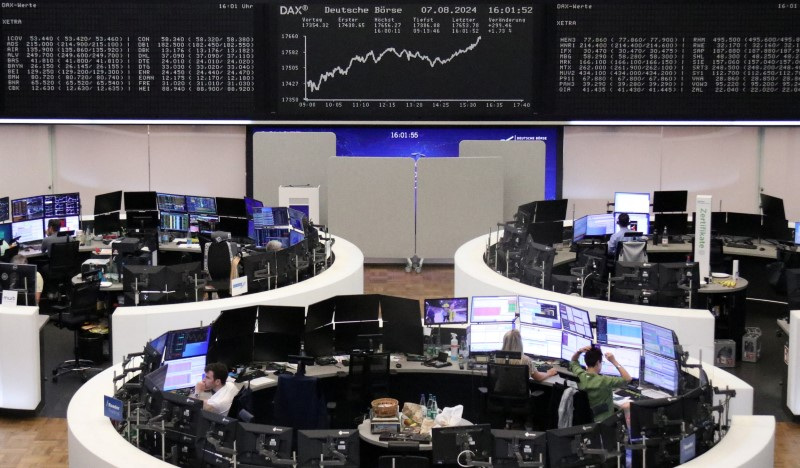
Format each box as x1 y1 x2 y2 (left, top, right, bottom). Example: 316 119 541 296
546 382 593 430
616 240 648 263
203 236 237 297
50 281 104 383
228 383 255 422
478 363 536 430
43 240 81 303
378 455 430 468
272 373 329 429
343 352 390 424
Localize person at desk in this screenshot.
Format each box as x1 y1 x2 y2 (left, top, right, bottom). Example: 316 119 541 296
265 240 283 251
41 218 66 257
502 330 558 382
10 254 43 304
193 362 239 415
607 213 631 256
570 345 632 422
0 238 17 257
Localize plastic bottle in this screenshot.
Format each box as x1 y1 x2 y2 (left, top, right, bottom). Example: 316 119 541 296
419 393 427 408
662 226 668 245
431 396 439 418
450 333 459 361
427 394 435 419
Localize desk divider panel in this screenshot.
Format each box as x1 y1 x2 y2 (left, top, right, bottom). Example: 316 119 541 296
417 157 503 260
327 156 415 260
252 132 335 224
459 140 546 222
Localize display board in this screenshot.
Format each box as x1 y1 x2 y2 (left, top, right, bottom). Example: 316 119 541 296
2 1 800 120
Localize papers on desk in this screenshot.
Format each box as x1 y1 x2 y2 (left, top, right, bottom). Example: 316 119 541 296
95 248 112 256
250 376 275 387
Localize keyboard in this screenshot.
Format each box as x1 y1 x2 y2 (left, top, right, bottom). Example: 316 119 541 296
378 433 431 443
614 387 643 401
536 364 553 373
641 388 671 399
726 242 757 250
423 360 452 369
405 354 427 362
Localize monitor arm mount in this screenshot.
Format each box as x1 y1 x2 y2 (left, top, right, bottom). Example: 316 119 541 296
456 433 493 467
318 436 346 466
256 435 295 466
712 386 736 435
570 434 620 464
511 436 544 467
204 430 237 458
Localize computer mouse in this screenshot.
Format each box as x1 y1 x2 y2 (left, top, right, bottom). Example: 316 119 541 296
759 247 765 251
395 363 402 369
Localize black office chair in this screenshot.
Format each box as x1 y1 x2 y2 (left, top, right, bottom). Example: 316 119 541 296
616 240 648 263
342 352 390 425
272 373 329 429
479 363 535 430
203 236 237 297
44 240 80 302
378 455 430 468
546 383 594 430
228 383 255 422
50 281 103 383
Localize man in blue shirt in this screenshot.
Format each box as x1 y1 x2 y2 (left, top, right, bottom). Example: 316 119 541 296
607 213 631 256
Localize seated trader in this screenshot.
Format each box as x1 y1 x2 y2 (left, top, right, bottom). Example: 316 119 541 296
41 218 66 256
10 254 44 304
265 240 283 251
193 362 239 415
607 213 632 256
502 329 558 382
570 345 632 422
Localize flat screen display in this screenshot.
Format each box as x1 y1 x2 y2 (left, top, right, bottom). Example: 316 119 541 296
560 331 591 362
470 296 517 323
615 212 650 235
124 192 157 211
156 193 187 212
652 190 687 213
596 343 641 380
0 224 12 244
43 193 80 218
186 195 217 214
163 355 207 392
520 323 563 360
163 326 211 362
614 192 650 214
11 196 44 222
12 219 44 243
587 214 616 236
160 211 190 232
0 197 9 222
795 222 800 245
643 351 679 396
559 304 592 339
468 322 514 353
252 207 290 228
424 297 468 325
518 296 561 328
642 321 676 359
94 191 122 215
44 216 80 234
595 316 643 349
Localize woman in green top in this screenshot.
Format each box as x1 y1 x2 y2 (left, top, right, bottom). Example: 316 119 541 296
570 344 632 422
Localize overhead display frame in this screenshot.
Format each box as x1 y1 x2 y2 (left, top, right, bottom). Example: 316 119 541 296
1 0 799 122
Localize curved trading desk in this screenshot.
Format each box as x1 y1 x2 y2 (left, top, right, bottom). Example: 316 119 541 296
111 235 364 363
68 356 773 468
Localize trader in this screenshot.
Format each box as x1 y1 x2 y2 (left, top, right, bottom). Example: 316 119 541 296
193 362 239 415
41 218 66 256
502 329 558 382
570 345 632 422
607 213 631 256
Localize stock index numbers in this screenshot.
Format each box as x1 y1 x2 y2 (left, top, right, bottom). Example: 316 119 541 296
2 1 800 121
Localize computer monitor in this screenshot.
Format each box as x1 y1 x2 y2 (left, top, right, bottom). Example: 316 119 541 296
11 195 44 222
94 191 122 215
614 261 660 290
546 423 606 468
93 212 121 234
653 213 689 236
761 216 791 241
587 213 615 236
162 354 207 392
288 207 306 230
44 216 80 235
795 222 800 245
760 193 785 220
211 306 258 341
244 197 263 215
297 429 359 468
12 219 44 244
642 321 677 359
163 326 212 361
468 322 514 353
186 195 217 214
642 351 680 396
124 191 157 211
289 229 305 246
215 197 247 218
614 212 650 235
470 296 518 323
572 215 588 243
216 216 249 239
559 303 592 339
140 365 168 414
595 315 643 349
560 330 591 362
156 192 187 212
614 192 650 214
146 332 170 364
236 423 294 467
258 305 306 335
253 332 302 363
333 321 380 353
159 390 204 435
595 343 641 380
159 211 190 232
304 325 335 357
189 213 219 233
652 190 688 213
0 197 9 222
43 192 80 218
122 264 167 293
516 201 537 225
0 223 12 245
710 211 727 234
196 411 239 467
253 207 290 228
520 323 563 360
527 220 563 246
126 210 159 230
431 424 493 466
491 429 547 467
424 297 468 325
0 263 37 305
629 397 685 467
518 296 561 328
534 199 568 223
723 212 761 238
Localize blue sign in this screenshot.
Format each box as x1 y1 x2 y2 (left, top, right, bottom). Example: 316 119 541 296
104 395 124 421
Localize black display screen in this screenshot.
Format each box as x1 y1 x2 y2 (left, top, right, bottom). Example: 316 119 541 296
1 0 799 121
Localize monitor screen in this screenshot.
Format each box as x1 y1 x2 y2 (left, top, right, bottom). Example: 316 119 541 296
186 195 217 214
12 219 44 243
94 191 122 215
760 193 785 219
163 355 207 392
587 213 616 236
560 331 592 362
156 192 187 212
572 215 588 243
424 297 468 325
149 332 170 357
189 213 219 233
518 296 561 328
546 423 604 468
216 197 247 218
0 197 9 222
652 190 688 213
642 321 677 359
595 316 643 349
44 216 80 234
237 423 294 467
0 223 12 244
528 220 564 246
534 199 568 223
596 343 641 380
93 212 121 234
761 216 791 241
615 212 650 235
160 211 190 232
252 207 290 228
520 324 563 360
163 326 211 361
253 227 290 248
216 216 250 238
288 207 306 230
253 332 301 363
559 303 592 339
470 296 517 323
123 191 157 211
11 196 44 222
468 322 514 353
289 229 305 246
643 351 680 396
653 213 689 236
244 197 263 216
724 212 761 238
614 192 650 214
796 222 800 245
43 193 80 218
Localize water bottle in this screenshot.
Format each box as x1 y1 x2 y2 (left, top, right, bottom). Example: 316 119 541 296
427 394 436 419
662 226 668 245
419 393 426 408
431 396 439 418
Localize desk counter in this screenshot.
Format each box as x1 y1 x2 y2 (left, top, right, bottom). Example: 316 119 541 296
0 305 44 410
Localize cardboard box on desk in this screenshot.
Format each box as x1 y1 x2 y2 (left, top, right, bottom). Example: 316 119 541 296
715 339 737 367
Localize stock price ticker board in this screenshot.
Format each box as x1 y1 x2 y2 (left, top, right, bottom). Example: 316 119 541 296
1 0 800 121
